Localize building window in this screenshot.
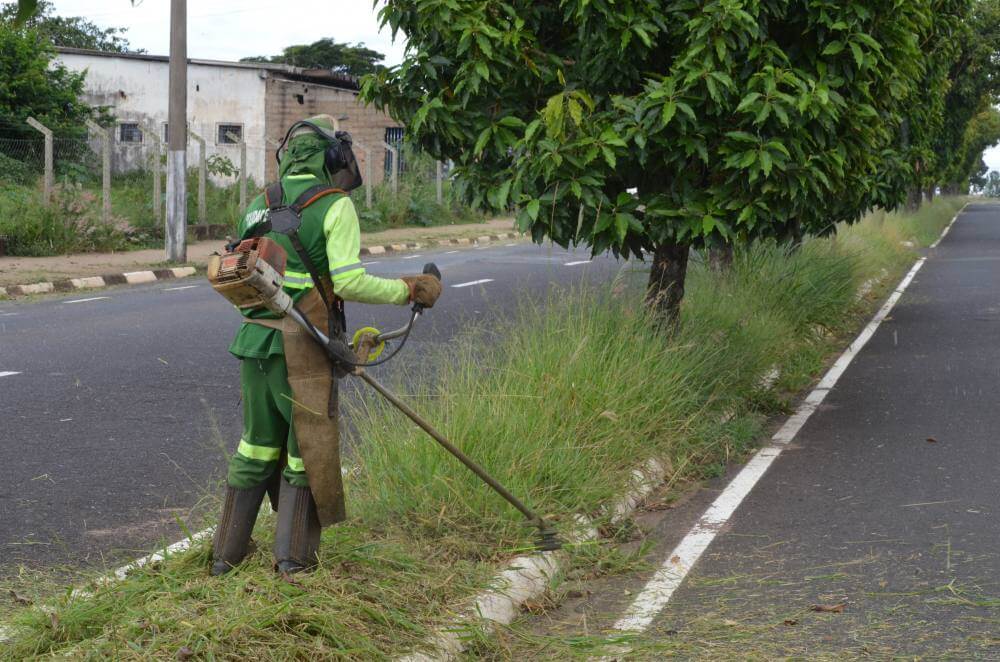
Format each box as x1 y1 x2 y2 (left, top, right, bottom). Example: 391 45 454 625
217 124 243 144
118 122 142 143
384 127 405 176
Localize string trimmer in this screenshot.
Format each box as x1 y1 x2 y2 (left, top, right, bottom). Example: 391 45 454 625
208 237 561 552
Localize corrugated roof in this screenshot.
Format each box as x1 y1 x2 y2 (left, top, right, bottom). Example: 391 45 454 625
55 47 360 91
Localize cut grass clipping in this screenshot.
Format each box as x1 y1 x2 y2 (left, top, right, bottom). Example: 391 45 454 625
0 198 966 659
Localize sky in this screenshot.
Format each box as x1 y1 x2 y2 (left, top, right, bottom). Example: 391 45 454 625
44 1 1000 175
48 0 407 66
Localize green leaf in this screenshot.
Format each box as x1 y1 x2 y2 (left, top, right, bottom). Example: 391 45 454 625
526 198 540 221
736 92 761 112
601 145 617 168
543 94 565 138
475 61 490 81
702 215 716 234
660 100 677 126
614 213 630 242
822 41 845 56
849 42 864 67
568 98 583 127
496 179 512 208
473 126 492 155
760 151 773 177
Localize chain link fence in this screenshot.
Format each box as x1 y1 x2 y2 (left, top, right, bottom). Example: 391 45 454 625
0 118 474 257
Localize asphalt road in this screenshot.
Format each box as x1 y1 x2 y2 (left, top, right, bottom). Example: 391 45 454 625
517 203 1000 657
0 240 630 573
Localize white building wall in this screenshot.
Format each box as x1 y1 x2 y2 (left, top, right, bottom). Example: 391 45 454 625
55 53 269 186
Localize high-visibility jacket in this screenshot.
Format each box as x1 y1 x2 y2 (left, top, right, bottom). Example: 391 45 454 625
228 173 409 359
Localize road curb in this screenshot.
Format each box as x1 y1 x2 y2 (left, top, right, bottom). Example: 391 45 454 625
358 231 521 257
0 267 197 299
0 232 524 300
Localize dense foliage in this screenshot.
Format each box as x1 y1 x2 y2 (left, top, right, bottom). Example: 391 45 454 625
364 1 1000 318
243 38 386 77
0 21 93 140
0 1 137 52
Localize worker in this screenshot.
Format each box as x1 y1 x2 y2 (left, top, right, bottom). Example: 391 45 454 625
210 114 442 575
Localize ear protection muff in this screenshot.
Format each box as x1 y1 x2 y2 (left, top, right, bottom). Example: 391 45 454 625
275 120 347 173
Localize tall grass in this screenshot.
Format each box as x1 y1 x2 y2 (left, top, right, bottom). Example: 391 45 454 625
0 197 965 659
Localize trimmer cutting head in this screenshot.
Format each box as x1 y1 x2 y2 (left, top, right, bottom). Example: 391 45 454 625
534 521 562 552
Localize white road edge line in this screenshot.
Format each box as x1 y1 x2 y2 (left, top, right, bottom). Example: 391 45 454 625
362 261 381 266
451 279 494 288
445 250 459 254
64 296 110 304
564 260 591 266
401 254 423 260
0 371 21 378
611 206 966 634
163 285 199 292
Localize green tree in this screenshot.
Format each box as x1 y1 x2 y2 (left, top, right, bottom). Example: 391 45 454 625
0 21 93 140
933 0 1000 195
981 169 1000 196
364 2 940 321
0 0 138 52
242 38 385 78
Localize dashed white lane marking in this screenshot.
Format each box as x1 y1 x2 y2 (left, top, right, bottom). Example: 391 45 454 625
64 296 110 304
0 371 21 378
505 243 517 247
362 261 380 266
0 312 18 317
612 247 936 633
401 254 423 260
564 260 591 266
163 285 199 292
445 250 459 254
451 279 494 288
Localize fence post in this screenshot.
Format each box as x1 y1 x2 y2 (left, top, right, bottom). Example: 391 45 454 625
227 131 246 210
190 130 207 224
26 117 53 204
381 141 399 194
436 160 443 205
84 120 111 225
139 123 164 223
353 140 373 208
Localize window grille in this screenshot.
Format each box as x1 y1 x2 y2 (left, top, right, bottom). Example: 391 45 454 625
118 123 142 143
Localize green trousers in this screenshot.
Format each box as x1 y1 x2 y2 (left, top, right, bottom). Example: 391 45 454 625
227 356 310 489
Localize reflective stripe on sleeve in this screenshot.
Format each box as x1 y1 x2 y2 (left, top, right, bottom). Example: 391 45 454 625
236 438 281 462
330 261 365 281
287 455 305 472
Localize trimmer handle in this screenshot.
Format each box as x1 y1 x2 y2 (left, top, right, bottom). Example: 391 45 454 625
411 262 442 315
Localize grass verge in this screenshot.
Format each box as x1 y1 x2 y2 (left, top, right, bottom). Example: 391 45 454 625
0 198 966 659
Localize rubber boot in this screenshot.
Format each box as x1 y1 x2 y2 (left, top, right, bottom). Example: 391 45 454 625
273 476 321 574
210 484 267 576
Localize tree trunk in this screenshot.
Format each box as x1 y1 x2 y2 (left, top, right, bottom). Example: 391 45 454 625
788 218 803 250
707 240 734 272
925 184 936 203
646 240 689 327
905 187 922 212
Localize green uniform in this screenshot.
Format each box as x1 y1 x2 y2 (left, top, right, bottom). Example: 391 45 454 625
226 171 409 490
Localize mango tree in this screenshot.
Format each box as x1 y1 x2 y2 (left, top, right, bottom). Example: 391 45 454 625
364 2 941 321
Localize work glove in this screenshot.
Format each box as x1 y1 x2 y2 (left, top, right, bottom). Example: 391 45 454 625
401 274 442 308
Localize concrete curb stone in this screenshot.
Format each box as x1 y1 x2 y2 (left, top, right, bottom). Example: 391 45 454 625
0 234 524 300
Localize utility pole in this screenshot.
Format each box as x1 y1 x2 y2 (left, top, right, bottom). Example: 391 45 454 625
166 0 187 262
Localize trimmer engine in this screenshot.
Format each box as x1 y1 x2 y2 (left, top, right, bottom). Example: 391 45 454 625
207 237 294 315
